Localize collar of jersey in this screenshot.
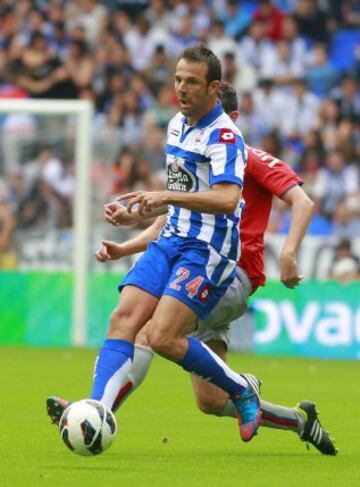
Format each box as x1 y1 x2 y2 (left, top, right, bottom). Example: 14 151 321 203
180 102 224 142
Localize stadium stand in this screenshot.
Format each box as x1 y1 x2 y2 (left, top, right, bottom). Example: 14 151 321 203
0 0 359 271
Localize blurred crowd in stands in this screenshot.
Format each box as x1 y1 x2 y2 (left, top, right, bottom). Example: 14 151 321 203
0 0 359 272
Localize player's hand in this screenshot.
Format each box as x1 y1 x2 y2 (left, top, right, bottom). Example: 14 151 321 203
118 191 169 216
280 251 303 288
103 202 138 226
95 240 126 262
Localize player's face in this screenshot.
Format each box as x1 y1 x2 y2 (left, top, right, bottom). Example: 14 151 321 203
174 58 218 123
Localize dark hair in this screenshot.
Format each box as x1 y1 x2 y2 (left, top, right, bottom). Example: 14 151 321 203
336 238 351 251
69 39 88 56
218 82 238 113
178 45 221 84
29 31 46 47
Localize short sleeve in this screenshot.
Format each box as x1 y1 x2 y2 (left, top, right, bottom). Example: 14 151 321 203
205 128 246 188
247 147 302 198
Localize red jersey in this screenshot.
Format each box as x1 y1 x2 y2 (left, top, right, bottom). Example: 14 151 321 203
238 145 302 292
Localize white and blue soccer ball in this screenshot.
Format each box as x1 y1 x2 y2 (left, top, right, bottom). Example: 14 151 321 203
59 399 117 456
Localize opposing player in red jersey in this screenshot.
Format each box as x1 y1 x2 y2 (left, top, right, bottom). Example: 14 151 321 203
47 83 336 455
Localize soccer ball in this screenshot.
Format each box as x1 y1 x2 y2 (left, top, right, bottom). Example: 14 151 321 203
59 399 117 456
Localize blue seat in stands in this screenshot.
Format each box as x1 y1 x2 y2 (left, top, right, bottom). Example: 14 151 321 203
330 30 360 71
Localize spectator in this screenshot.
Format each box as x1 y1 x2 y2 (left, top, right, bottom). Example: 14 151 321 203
316 98 340 150
294 0 330 44
48 22 69 60
253 0 286 42
298 148 322 199
332 75 360 122
46 0 66 27
143 84 176 130
342 1 360 28
141 44 175 95
111 146 136 195
322 0 344 28
328 238 360 282
11 31 70 99
239 20 273 69
111 9 131 40
168 14 199 57
261 131 283 158
16 177 52 230
98 70 125 115
282 15 308 65
41 150 75 202
280 78 320 138
117 89 144 145
336 118 357 161
306 43 339 97
218 0 253 39
333 188 360 237
122 15 161 71
144 0 173 32
300 129 326 167
139 126 166 175
5 169 28 210
17 8 52 46
130 74 155 111
222 51 257 94
253 78 288 133
62 39 95 97
259 39 306 86
131 154 163 192
237 91 268 146
114 0 149 20
206 20 238 63
65 0 108 46
312 149 359 221
188 0 211 37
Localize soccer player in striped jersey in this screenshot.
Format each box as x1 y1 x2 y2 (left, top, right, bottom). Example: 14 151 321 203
48 46 262 443
47 82 337 455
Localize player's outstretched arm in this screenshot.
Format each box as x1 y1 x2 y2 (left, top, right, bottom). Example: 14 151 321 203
121 183 241 216
280 186 315 288
95 215 166 262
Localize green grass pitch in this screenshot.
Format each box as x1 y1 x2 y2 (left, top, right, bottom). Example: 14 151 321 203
1 348 359 487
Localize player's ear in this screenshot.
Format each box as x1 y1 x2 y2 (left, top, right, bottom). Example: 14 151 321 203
230 110 239 122
208 80 220 96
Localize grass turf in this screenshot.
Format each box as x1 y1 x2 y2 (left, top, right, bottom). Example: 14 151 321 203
0 348 359 487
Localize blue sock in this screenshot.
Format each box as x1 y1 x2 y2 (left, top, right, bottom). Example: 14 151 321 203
178 336 247 397
91 338 134 409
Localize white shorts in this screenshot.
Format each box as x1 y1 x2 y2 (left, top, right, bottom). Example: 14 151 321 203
190 267 252 346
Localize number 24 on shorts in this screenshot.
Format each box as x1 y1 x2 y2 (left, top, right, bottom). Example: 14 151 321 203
170 267 204 299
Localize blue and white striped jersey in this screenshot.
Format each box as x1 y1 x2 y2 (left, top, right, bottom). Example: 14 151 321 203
162 103 247 262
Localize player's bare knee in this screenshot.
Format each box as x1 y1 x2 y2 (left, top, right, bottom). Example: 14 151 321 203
107 307 138 338
147 327 174 357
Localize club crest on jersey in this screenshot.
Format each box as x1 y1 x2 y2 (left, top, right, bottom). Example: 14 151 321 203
219 129 235 144
167 159 196 192
198 284 210 303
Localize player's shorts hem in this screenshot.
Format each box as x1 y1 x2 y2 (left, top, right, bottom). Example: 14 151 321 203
190 326 230 348
118 280 162 300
